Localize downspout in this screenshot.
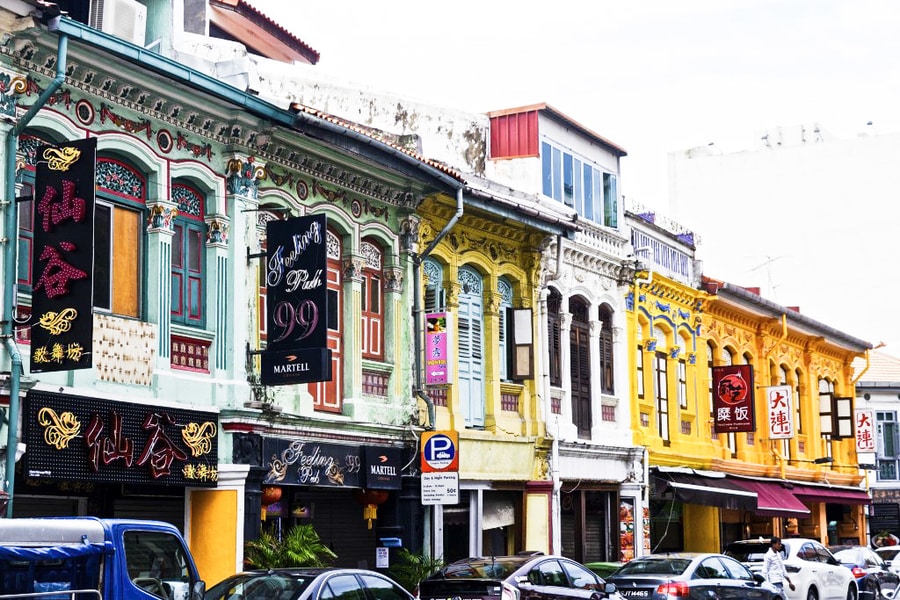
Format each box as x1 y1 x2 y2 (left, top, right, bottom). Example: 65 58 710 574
2 31 69 517
413 186 464 429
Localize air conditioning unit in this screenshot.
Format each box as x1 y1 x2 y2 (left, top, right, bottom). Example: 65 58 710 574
89 0 147 46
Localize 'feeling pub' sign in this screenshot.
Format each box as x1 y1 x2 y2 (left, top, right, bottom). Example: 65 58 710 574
261 214 332 385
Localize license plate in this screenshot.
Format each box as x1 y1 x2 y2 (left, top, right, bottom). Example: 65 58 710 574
622 591 650 598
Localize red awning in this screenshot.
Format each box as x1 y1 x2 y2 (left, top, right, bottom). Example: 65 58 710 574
730 479 811 517
791 484 871 505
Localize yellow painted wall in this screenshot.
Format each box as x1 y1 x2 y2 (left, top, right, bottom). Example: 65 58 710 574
682 504 720 552
190 489 238 587
524 492 550 555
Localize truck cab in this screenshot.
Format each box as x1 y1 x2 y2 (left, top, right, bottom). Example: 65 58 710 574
0 517 205 600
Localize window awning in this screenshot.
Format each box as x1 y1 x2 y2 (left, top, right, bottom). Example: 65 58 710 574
791 484 871 505
652 471 757 511
729 479 811 517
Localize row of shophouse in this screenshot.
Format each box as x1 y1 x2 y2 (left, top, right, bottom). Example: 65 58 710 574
0 0 883 589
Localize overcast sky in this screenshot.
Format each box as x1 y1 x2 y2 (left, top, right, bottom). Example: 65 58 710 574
247 0 900 350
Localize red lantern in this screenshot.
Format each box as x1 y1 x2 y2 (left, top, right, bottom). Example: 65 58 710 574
354 489 389 529
261 485 282 506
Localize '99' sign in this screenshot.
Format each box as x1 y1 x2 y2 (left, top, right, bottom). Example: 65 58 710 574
265 215 329 350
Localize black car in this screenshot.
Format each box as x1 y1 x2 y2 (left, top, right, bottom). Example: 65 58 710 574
829 545 900 600
417 554 620 600
205 567 415 600
605 553 784 600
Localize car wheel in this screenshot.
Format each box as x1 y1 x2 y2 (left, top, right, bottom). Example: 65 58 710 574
847 585 858 600
806 587 818 600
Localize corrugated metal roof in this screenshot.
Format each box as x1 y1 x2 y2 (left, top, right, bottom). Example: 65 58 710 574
487 103 627 157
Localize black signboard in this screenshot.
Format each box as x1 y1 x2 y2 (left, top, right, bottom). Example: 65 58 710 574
24 390 218 487
263 438 361 487
30 138 96 373
260 347 332 386
263 214 330 385
363 446 401 490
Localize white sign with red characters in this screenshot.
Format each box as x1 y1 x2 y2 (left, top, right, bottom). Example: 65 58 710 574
855 409 876 452
766 385 794 440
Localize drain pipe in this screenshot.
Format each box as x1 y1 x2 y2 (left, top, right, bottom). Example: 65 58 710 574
2 30 69 517
413 186 464 429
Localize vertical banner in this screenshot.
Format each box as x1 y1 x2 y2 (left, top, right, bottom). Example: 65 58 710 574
30 138 96 373
765 385 794 439
855 409 875 452
425 312 449 385
261 214 332 385
712 364 755 433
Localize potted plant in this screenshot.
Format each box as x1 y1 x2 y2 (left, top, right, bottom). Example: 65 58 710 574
387 548 445 594
244 523 337 568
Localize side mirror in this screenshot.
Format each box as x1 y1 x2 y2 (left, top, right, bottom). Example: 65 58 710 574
192 580 206 600
753 573 765 584
604 582 618 595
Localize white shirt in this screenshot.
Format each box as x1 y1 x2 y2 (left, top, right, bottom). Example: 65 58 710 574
762 546 788 584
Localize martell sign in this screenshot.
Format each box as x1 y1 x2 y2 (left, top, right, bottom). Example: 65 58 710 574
261 214 332 385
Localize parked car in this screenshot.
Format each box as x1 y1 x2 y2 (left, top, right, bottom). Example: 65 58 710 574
829 545 899 600
604 552 784 600
417 554 621 600
873 546 900 578
205 567 414 600
724 537 858 600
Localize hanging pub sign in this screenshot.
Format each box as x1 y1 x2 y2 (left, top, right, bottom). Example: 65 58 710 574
765 384 794 439
23 390 219 487
261 214 332 385
712 364 755 433
30 138 97 373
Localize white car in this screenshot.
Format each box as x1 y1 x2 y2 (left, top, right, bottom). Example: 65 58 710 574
874 546 900 578
725 537 858 600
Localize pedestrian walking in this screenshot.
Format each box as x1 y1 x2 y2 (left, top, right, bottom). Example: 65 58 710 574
763 536 795 593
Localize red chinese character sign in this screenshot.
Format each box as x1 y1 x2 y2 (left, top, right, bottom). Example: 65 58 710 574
30 138 96 373
856 409 875 452
712 364 755 433
765 385 794 439
23 390 218 486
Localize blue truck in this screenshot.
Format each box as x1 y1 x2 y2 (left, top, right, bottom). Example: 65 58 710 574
0 517 205 600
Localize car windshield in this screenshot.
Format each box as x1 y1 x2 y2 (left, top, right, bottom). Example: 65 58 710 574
879 548 900 560
206 572 315 600
440 559 524 580
613 558 691 576
725 543 769 562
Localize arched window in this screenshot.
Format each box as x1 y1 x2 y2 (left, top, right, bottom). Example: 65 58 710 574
498 278 513 381
458 266 484 427
569 296 592 438
171 182 205 328
598 304 614 394
423 258 445 312
547 288 562 387
360 239 383 361
654 327 669 444
94 157 146 318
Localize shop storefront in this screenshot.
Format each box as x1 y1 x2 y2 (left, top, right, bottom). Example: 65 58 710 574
257 437 409 570
19 388 219 525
